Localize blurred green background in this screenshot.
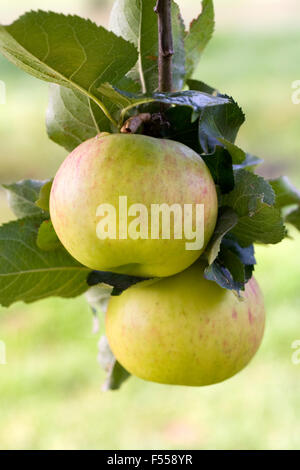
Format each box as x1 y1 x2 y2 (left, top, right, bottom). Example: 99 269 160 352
0 0 300 450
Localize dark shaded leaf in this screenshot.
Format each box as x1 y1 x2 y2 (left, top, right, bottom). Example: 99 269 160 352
87 271 150 295
202 147 234 194
163 106 201 153
204 260 241 292
199 98 246 163
205 207 238 265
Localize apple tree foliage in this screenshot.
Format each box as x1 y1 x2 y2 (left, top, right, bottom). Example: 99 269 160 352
1 0 300 389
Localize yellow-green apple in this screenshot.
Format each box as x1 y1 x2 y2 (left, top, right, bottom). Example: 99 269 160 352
106 262 265 386
50 133 218 277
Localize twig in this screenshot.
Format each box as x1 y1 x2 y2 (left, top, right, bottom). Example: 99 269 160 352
154 0 174 94
120 113 152 134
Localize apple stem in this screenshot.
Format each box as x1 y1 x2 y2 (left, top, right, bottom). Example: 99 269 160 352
154 0 174 95
120 113 152 134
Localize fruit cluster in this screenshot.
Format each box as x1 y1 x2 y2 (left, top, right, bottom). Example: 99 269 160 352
50 132 265 386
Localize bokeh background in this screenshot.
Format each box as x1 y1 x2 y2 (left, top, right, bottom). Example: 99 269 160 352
0 0 300 450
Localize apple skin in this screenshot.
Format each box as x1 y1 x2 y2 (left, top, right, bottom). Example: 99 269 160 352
106 262 265 386
50 133 218 278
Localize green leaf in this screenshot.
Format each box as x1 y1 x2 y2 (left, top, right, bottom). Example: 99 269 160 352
3 179 47 218
231 206 286 247
187 78 218 95
35 179 53 212
46 85 111 152
47 78 140 152
205 207 238 265
223 170 275 216
285 207 300 231
98 336 130 391
269 176 300 209
199 99 246 163
109 0 185 92
36 220 60 251
0 11 138 125
222 170 286 246
202 147 234 194
184 0 214 79
0 217 90 307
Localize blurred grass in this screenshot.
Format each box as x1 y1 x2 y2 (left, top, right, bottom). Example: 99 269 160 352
0 0 300 451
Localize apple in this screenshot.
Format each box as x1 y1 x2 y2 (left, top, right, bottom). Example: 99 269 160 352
50 133 218 278
106 262 265 386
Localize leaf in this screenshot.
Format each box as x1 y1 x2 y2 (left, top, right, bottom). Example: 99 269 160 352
231 206 286 247
35 179 53 212
98 336 130 391
205 207 238 265
87 270 149 296
46 85 111 152
204 260 241 292
218 246 245 286
222 170 286 246
185 0 214 79
233 153 263 171
36 219 60 251
269 176 300 209
109 0 185 92
199 99 246 163
219 236 255 287
0 217 90 307
223 170 275 216
187 78 218 95
222 235 256 266
3 179 47 218
285 207 300 231
0 11 138 125
205 234 256 293
163 106 201 153
202 147 234 194
47 78 140 152
113 88 231 124
154 90 230 112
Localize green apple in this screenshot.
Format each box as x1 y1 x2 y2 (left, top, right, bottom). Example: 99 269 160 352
106 262 265 386
50 133 218 277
